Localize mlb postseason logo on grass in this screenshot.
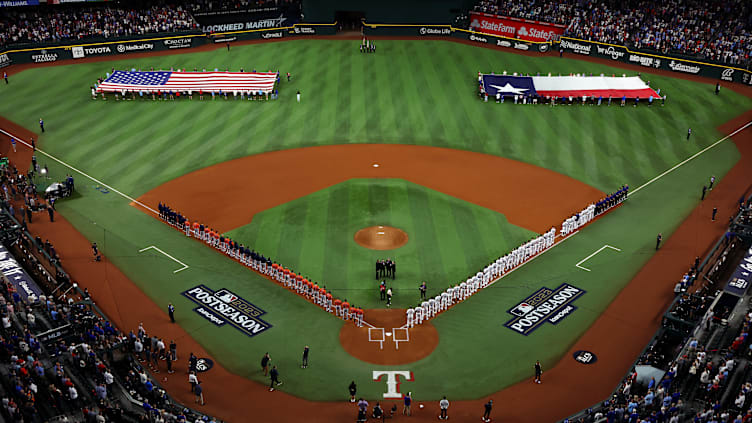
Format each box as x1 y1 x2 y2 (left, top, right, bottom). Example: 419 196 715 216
182 284 272 337
504 283 585 335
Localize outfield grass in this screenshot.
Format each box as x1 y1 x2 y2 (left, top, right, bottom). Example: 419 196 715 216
227 178 536 309
0 39 749 400
0 40 748 195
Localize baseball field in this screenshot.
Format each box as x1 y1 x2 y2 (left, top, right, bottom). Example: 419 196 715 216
1 38 751 420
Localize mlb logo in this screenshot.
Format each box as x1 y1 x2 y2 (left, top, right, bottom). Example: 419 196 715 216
510 302 534 316
215 289 238 303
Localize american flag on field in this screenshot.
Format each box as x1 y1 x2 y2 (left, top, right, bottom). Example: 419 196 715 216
96 70 278 94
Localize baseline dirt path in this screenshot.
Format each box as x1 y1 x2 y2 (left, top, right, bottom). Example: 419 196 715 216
136 144 603 235
1 36 751 423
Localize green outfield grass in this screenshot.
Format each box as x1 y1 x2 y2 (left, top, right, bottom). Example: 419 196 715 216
0 39 749 401
227 178 536 309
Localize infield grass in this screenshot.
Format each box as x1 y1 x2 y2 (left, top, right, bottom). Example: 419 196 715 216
226 178 537 309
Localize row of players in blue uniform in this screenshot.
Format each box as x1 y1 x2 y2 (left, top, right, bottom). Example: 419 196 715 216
158 203 186 227
595 185 629 215
158 202 275 268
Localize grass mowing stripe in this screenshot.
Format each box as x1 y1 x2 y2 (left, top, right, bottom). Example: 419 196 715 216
429 189 469 289
276 197 308 273
298 189 328 286
322 182 349 291
415 44 453 147
406 184 445 292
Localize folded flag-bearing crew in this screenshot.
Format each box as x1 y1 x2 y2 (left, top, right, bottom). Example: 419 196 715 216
157 203 365 327
360 37 375 53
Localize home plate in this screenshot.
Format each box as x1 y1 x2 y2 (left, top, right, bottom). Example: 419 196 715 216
373 163 380 168
386 332 392 337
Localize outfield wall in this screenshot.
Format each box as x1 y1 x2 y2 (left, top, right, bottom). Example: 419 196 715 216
0 21 749 85
0 23 337 66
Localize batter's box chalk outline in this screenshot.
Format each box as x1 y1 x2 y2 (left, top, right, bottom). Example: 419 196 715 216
575 244 621 272
368 327 386 350
138 245 189 273
392 327 409 350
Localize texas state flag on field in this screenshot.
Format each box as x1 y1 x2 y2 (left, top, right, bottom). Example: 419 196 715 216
482 74 660 99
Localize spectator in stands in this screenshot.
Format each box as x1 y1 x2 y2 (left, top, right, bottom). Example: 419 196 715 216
0 2 197 47
471 0 752 67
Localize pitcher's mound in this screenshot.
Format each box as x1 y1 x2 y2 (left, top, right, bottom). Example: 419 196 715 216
354 226 408 250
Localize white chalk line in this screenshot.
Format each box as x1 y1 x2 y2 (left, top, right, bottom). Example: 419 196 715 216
629 121 752 197
0 128 157 215
575 244 621 272
138 245 189 273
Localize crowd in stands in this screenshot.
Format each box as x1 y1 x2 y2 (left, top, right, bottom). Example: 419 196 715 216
566 196 752 423
0 0 307 48
158 203 367 327
0 1 197 47
184 0 301 15
0 154 217 422
472 0 752 66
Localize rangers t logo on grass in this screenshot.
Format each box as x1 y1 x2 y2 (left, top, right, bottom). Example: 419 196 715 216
504 283 585 335
183 285 271 337
373 370 413 399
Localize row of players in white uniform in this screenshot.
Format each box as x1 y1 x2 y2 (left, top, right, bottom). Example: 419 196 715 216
405 202 599 328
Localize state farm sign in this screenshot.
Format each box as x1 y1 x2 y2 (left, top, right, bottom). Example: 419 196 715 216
469 12 563 42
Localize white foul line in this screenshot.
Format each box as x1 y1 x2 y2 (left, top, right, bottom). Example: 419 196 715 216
576 244 621 272
629 121 752 197
138 245 189 273
0 127 157 215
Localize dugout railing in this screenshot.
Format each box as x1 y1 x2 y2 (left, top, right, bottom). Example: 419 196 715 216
561 192 752 423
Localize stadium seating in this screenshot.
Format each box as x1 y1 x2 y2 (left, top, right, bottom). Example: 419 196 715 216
471 0 752 67
565 199 752 423
0 156 216 423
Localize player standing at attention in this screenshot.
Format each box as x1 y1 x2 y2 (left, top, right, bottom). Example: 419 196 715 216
534 360 542 383
482 399 493 422
301 346 309 369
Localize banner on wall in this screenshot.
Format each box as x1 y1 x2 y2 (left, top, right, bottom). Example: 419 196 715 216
469 12 564 42
724 246 752 297
0 0 39 6
559 38 752 83
0 243 43 302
